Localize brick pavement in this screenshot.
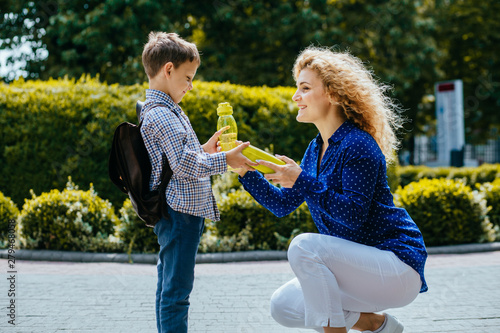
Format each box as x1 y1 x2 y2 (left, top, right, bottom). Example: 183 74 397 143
1 250 500 332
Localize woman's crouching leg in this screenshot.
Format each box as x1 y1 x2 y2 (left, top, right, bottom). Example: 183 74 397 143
270 278 323 332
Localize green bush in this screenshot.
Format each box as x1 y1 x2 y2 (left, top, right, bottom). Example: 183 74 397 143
398 164 500 188
386 153 401 192
0 76 145 208
467 164 500 185
18 178 121 252
182 82 316 161
118 199 159 254
394 178 495 246
477 178 500 233
0 191 19 248
210 173 317 251
199 225 255 253
211 172 244 200
4 76 499 252
0 77 315 209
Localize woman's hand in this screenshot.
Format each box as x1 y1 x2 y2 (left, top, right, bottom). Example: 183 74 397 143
260 155 302 188
202 126 230 154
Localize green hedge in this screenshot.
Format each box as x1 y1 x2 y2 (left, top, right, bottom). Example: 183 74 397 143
0 191 19 248
394 178 495 246
8 172 500 253
2 77 500 253
0 77 315 209
3 76 497 209
212 189 316 251
203 172 317 252
118 198 159 254
398 164 500 188
18 178 121 252
0 76 143 208
477 178 500 232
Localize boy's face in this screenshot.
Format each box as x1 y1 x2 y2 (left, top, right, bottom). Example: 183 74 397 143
164 60 198 104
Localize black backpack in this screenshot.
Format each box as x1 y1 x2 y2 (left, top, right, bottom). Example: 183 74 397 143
108 101 173 227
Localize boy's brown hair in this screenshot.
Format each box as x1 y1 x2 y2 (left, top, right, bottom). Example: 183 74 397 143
142 32 200 79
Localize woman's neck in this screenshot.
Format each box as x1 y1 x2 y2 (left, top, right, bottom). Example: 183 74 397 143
315 106 347 145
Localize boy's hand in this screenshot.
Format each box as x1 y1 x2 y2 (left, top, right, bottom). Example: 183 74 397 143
226 142 259 172
203 126 230 154
230 141 253 177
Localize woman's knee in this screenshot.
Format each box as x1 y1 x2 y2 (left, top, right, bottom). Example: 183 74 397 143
270 289 289 326
270 281 303 328
287 233 318 268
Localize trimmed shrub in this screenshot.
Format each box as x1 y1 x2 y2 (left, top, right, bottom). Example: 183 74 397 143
398 165 448 188
398 164 500 188
182 82 316 162
394 178 495 246
0 192 19 248
467 164 500 186
211 172 244 200
0 76 145 208
18 178 120 252
0 77 315 209
118 199 159 254
199 225 255 253
477 178 500 234
386 153 401 192
211 172 317 251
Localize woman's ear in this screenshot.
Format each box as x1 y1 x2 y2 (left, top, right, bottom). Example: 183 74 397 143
328 93 340 106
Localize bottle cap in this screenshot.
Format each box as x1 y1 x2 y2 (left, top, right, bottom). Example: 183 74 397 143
217 102 233 115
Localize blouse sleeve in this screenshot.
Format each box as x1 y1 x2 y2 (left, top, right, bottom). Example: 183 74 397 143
239 171 305 218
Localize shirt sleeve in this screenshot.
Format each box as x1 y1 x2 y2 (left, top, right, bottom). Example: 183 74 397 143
292 141 381 231
239 171 305 218
143 109 227 179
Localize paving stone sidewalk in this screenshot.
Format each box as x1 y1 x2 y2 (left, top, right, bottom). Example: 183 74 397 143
1 250 500 333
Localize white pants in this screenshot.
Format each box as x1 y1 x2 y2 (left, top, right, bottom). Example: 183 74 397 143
270 233 421 331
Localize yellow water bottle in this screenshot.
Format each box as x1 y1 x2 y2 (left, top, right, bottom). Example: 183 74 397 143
217 101 286 174
217 102 238 151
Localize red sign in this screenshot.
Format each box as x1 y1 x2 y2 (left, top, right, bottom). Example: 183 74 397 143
438 83 455 92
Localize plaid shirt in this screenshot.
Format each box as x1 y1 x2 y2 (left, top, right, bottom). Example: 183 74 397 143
140 89 226 221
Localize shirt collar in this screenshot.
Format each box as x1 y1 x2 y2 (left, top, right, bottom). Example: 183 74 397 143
314 120 357 145
145 89 183 115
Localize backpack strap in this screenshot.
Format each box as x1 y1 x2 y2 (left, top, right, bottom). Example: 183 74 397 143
135 100 176 220
136 100 144 121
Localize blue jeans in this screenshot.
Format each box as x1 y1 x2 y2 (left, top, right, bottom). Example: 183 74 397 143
153 205 204 333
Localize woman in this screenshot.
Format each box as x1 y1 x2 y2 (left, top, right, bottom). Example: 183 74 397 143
234 47 428 333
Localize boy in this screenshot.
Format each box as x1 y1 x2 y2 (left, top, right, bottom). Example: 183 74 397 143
140 32 257 333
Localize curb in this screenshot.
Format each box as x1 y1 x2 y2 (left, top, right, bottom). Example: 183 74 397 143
0 249 287 265
1 242 499 265
426 242 500 255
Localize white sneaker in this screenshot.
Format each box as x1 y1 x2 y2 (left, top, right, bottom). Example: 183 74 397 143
363 313 404 333
380 313 404 333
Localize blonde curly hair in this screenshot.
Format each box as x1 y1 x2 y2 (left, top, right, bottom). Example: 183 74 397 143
293 46 404 164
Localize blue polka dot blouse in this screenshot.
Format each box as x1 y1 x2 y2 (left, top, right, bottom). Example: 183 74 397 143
240 120 428 293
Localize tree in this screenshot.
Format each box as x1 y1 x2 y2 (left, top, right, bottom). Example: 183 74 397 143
434 0 500 143
0 0 54 81
2 0 499 145
0 0 183 84
194 0 441 137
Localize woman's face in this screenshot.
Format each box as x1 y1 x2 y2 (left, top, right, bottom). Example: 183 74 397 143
292 68 332 124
